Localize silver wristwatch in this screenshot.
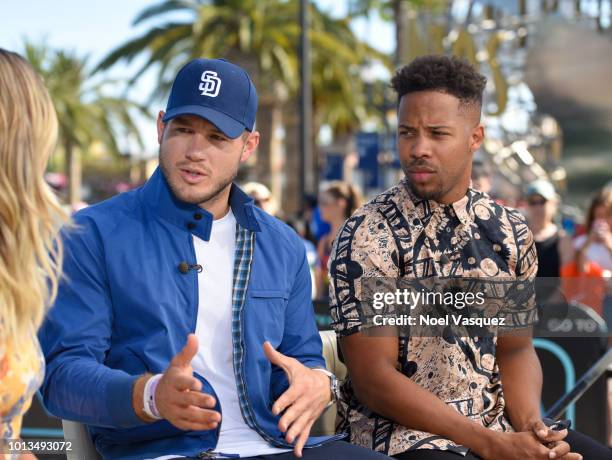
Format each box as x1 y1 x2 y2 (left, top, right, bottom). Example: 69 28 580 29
312 368 341 406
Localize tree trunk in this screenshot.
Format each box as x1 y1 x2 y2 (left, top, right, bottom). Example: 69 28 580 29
282 95 321 218
311 115 323 197
254 99 284 215
519 0 528 48
65 140 81 206
282 97 301 217
394 0 411 66
597 0 604 32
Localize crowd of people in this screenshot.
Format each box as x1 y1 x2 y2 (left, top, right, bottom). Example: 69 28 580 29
1 47 611 460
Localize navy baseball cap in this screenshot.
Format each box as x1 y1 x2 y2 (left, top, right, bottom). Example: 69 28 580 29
162 58 258 139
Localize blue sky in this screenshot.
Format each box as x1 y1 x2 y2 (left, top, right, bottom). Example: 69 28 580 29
0 1 393 59
0 0 394 155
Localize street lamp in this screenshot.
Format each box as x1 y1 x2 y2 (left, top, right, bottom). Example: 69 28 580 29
300 0 313 210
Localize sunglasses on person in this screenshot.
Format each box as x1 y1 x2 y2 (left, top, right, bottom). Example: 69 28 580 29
318 196 336 206
527 197 548 206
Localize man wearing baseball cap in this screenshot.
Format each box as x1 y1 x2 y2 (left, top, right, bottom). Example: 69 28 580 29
39 58 388 460
525 179 573 281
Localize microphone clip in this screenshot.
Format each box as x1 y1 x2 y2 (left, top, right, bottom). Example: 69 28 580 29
178 261 203 274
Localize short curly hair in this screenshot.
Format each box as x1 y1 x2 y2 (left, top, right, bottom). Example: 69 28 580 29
391 55 486 111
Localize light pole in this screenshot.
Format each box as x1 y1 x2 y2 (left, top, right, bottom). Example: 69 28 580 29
299 0 313 210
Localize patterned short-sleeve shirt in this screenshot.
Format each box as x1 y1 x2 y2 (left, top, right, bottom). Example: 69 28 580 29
328 179 538 456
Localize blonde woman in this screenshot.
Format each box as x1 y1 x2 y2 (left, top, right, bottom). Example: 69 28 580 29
0 49 69 457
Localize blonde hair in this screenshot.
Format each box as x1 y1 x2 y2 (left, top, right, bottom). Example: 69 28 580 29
0 49 69 340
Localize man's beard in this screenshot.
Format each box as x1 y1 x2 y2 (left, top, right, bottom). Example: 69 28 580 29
159 148 239 206
406 178 444 201
401 160 445 201
401 145 471 202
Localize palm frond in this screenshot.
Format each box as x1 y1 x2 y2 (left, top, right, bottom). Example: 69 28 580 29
94 22 192 72
132 0 199 26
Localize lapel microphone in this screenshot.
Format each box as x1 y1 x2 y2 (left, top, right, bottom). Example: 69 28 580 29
178 261 203 274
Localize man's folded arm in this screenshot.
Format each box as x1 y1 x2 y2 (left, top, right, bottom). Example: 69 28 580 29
38 216 145 429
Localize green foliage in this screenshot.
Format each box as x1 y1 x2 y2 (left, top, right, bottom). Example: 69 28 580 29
24 41 150 161
96 0 390 134
348 0 445 21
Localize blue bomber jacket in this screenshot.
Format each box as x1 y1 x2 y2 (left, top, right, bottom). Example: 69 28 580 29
39 168 341 460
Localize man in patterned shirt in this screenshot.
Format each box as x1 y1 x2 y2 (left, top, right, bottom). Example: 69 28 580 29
328 55 610 459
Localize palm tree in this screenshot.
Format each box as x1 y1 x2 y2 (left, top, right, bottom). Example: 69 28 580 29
283 3 389 214
95 0 387 212
349 0 446 65
24 42 149 206
96 0 298 204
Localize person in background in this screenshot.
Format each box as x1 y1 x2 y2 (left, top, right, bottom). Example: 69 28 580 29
525 180 576 335
243 182 319 299
315 181 361 300
0 49 69 458
574 187 612 275
568 189 612 448
579 185 612 448
301 194 319 246
311 200 331 243
286 218 319 300
526 180 574 279
243 181 279 217
559 187 612 319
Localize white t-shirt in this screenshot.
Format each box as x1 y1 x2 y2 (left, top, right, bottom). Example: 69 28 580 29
573 234 612 271
152 209 289 459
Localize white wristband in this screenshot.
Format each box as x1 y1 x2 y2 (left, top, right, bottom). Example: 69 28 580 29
142 374 163 420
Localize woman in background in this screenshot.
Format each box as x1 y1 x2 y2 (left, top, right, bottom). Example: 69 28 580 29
560 188 612 319
0 49 69 458
574 187 612 274
315 181 361 300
